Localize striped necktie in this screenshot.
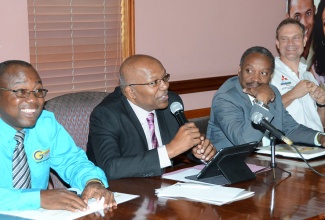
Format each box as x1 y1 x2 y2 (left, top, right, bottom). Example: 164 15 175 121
146 113 159 149
12 130 31 189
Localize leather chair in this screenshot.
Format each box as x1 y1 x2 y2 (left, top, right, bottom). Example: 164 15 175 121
44 91 108 188
189 116 210 135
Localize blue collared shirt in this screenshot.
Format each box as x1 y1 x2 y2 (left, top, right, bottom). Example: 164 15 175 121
0 110 108 210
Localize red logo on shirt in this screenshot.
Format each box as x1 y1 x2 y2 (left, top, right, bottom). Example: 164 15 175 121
281 75 288 81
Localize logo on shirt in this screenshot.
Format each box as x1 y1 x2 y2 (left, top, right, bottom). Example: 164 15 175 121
280 75 291 86
33 149 50 163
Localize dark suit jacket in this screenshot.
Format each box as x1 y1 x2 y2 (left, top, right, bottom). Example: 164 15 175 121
206 76 318 150
87 87 184 180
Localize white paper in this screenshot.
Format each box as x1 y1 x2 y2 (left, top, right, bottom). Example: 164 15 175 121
162 163 267 184
256 144 325 160
156 182 254 206
0 192 139 220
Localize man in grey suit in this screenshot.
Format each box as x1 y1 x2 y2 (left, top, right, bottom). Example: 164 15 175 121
206 46 325 150
87 54 216 180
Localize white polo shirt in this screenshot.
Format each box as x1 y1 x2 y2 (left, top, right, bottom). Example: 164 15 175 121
271 57 323 132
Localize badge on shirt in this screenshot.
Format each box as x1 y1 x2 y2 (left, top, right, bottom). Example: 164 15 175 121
280 75 293 91
33 149 50 163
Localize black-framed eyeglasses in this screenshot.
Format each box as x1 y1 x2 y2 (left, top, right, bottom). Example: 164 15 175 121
0 87 48 98
128 73 170 87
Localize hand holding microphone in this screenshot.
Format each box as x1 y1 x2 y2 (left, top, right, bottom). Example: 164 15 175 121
170 102 216 162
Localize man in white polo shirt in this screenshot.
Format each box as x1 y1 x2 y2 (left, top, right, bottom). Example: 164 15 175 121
271 18 325 132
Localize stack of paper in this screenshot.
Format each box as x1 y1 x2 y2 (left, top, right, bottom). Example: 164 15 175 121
0 192 139 220
156 182 254 206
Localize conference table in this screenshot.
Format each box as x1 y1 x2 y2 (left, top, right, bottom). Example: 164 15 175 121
79 153 325 219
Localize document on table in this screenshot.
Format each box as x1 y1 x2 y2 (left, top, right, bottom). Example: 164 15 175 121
156 182 254 206
162 163 266 184
0 192 139 220
256 144 325 160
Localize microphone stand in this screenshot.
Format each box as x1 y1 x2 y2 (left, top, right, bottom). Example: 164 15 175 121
257 134 291 182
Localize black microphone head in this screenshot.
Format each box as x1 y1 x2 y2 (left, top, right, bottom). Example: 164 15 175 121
251 112 263 124
170 102 183 115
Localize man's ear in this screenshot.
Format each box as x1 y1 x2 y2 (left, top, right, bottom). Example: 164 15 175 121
276 39 280 50
124 86 136 100
303 35 307 47
238 67 241 76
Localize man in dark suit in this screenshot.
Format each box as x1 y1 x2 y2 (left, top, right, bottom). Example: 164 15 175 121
87 54 216 180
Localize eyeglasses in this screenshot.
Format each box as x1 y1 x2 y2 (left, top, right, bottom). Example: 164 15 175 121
128 73 170 87
0 87 48 98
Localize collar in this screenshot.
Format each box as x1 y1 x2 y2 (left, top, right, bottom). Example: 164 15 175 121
127 100 156 124
0 119 25 146
275 57 307 79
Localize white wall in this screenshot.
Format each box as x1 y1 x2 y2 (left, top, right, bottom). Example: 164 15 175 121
135 0 286 110
0 1 287 110
0 0 29 62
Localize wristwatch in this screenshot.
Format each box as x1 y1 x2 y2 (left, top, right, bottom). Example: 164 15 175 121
316 102 325 108
253 99 269 110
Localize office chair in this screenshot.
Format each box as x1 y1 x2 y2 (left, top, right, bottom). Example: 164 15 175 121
44 91 108 188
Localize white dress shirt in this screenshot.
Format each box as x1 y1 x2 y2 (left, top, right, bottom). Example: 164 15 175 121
128 100 172 168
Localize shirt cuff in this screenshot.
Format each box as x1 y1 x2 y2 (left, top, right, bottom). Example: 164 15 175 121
314 132 323 146
157 145 172 168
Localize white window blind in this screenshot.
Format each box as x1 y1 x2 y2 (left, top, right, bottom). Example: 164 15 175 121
27 0 129 100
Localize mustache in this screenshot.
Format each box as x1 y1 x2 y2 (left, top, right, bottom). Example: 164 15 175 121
246 82 261 88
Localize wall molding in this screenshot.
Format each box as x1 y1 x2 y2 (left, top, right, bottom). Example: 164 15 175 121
185 107 210 119
169 75 235 94
169 75 235 118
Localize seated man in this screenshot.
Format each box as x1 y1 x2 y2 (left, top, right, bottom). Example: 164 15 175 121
271 18 325 131
0 60 116 211
87 54 216 180
206 46 325 150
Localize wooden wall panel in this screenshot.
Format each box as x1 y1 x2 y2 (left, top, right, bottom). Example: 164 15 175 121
169 75 235 118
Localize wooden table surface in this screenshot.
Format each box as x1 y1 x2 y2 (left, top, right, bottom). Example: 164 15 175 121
78 153 325 220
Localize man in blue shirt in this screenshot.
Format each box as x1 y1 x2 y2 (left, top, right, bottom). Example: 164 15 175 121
0 60 116 211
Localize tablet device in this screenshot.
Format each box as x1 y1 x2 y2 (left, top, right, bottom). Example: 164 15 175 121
185 141 258 185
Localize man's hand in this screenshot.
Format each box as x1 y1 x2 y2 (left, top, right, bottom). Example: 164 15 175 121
40 189 88 212
281 80 316 108
192 136 217 162
82 182 116 209
166 122 201 159
243 84 275 104
310 86 325 105
292 80 317 99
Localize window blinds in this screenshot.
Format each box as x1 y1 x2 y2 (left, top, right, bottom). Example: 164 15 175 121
27 0 130 99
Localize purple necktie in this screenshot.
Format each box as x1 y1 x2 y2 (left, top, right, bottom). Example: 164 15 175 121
146 113 159 149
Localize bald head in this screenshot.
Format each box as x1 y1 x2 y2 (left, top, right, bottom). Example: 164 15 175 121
119 55 164 91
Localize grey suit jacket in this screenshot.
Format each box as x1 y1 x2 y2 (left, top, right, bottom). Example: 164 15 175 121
87 87 184 180
206 76 318 150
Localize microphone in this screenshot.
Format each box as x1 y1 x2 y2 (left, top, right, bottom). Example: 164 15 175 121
170 102 188 125
170 102 209 165
251 112 293 146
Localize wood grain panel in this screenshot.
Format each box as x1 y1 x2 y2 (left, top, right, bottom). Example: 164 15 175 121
170 75 235 117
169 75 235 94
